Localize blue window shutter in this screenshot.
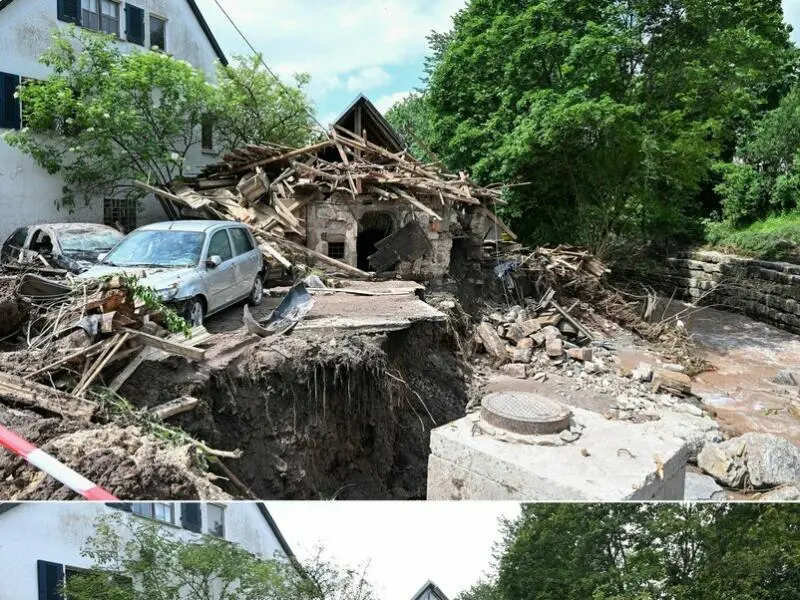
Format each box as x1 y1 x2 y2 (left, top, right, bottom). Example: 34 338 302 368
106 502 132 512
57 0 80 24
125 4 145 46
0 73 20 130
181 503 202 533
37 560 64 600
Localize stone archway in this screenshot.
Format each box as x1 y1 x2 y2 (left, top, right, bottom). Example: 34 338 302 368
357 211 394 271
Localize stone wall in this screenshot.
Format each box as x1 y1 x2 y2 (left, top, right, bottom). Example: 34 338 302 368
666 250 800 333
305 191 462 280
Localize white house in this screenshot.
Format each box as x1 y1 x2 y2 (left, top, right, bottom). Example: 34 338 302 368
411 581 451 600
0 0 228 241
0 501 295 600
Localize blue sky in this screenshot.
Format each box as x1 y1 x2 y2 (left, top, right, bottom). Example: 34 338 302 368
196 1 800 125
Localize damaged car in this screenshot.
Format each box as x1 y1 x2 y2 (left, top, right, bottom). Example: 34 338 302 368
79 220 264 326
0 223 125 274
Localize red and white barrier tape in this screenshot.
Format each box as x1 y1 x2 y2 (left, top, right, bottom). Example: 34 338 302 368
0 423 118 501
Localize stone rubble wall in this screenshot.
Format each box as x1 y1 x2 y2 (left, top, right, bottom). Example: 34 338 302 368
666 250 800 333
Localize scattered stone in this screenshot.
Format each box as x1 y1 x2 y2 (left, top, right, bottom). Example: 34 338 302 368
438 300 456 311
500 364 528 379
566 347 593 362
698 433 800 489
631 362 654 382
477 322 509 361
559 429 581 443
497 325 506 337
513 347 534 364
661 363 686 373
516 338 534 349
653 410 722 462
583 361 597 374
530 331 546 346
770 369 798 387
537 313 562 327
677 402 704 417
488 312 503 324
684 472 727 501
503 306 522 322
520 319 542 336
542 325 561 342
505 323 527 342
651 368 692 396
533 372 547 382
758 484 800 501
546 338 564 358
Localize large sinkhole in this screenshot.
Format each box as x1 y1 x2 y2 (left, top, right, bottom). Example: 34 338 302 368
119 321 470 500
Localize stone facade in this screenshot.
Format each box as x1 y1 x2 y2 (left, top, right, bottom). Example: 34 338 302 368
666 250 800 333
305 191 468 281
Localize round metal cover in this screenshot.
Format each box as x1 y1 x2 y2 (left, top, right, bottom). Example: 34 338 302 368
480 391 571 435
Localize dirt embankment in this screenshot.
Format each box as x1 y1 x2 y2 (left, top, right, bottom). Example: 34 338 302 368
115 321 470 500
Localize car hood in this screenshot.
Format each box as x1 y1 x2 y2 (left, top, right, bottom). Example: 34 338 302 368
78 265 198 291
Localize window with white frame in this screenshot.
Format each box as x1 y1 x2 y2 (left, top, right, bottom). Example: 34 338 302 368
150 14 167 51
131 502 175 525
206 504 225 538
81 0 120 36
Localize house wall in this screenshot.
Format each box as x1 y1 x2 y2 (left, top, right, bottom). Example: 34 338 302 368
0 502 289 600
305 191 458 280
0 0 223 241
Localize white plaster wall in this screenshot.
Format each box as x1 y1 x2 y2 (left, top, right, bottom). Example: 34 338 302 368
0 0 224 241
0 502 289 600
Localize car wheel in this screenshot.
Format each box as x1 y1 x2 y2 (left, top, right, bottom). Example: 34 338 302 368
247 274 264 306
183 297 205 327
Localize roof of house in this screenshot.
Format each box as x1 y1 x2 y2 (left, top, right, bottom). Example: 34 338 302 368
0 0 227 65
411 581 451 600
333 94 407 154
0 502 294 559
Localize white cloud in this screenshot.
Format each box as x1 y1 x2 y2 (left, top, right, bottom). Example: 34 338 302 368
346 66 392 92
194 0 466 92
374 90 412 114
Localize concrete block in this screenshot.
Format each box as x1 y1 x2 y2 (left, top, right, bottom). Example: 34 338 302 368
546 338 564 358
427 407 689 501
500 364 528 379
567 347 593 362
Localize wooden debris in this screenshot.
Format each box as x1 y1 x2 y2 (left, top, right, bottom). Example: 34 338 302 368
0 371 95 420
123 328 206 360
149 396 200 421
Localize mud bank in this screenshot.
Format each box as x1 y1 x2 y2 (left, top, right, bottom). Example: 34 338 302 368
119 321 470 500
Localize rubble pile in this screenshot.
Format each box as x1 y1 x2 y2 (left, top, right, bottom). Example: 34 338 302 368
140 127 512 278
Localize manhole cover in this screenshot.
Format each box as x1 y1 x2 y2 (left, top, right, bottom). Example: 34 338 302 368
480 391 571 435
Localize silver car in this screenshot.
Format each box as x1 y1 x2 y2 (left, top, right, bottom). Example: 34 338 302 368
80 221 264 326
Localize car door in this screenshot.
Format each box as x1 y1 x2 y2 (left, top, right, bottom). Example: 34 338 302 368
204 228 238 312
1 226 29 264
228 226 261 299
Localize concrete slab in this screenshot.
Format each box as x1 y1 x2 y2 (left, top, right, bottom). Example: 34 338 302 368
427 407 688 501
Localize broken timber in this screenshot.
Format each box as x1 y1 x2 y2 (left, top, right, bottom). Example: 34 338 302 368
0 371 95 420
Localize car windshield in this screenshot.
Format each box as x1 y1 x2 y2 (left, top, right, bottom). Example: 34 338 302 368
59 228 124 254
103 230 205 268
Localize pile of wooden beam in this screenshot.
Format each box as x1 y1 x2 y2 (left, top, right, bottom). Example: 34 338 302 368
138 127 513 278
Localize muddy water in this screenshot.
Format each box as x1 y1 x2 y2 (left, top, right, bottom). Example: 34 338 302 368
659 300 800 446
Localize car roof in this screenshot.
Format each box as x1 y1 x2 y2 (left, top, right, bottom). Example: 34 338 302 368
28 223 122 233
135 220 244 233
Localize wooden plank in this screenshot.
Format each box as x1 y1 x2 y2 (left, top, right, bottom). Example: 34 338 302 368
481 206 518 241
240 140 333 171
262 233 371 278
258 241 293 269
122 329 206 360
385 186 442 221
149 396 200 420
0 371 95 420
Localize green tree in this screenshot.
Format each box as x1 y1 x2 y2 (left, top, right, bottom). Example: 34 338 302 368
213 54 314 151
422 0 796 252
63 513 383 600
384 93 437 162
4 27 313 213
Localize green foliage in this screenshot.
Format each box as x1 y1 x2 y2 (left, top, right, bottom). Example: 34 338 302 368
488 504 799 600
705 211 800 259
213 54 315 150
111 274 190 335
62 514 381 600
3 28 313 211
384 93 437 162
419 0 797 253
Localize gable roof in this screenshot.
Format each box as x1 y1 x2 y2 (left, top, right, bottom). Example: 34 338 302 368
333 94 406 154
411 580 451 600
0 0 227 65
257 503 295 559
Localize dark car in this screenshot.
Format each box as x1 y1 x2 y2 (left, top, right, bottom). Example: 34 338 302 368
1 223 125 274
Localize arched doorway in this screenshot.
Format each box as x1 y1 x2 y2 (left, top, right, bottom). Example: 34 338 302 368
357 211 394 271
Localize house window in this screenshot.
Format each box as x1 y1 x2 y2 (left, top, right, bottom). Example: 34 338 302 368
206 504 225 538
131 502 174 525
38 560 133 599
327 242 345 260
150 14 167 51
104 198 137 233
57 0 81 24
201 114 214 151
0 72 21 130
81 0 120 36
125 3 145 46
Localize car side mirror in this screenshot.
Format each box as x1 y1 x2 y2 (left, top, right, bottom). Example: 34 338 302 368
206 255 223 269
97 252 108 262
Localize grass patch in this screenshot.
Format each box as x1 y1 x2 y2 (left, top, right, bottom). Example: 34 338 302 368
705 212 800 261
